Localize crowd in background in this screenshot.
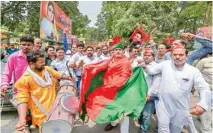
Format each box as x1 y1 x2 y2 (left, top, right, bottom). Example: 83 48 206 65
0 32 212 133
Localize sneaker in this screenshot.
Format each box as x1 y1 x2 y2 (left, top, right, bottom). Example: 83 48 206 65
104 124 117 131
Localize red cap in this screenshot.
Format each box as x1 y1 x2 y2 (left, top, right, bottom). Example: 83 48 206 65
164 37 175 45
172 45 185 51
144 48 154 55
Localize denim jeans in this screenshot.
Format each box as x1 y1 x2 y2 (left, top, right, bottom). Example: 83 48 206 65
140 100 155 133
187 37 212 65
187 47 212 65
76 76 82 93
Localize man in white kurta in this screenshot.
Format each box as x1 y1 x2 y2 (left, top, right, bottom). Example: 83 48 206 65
99 45 111 61
76 46 100 68
69 44 85 92
145 46 211 133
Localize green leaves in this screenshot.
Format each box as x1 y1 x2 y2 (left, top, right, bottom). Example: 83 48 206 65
1 1 90 37
100 1 212 42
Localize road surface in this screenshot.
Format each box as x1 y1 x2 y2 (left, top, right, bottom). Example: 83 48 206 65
1 93 201 133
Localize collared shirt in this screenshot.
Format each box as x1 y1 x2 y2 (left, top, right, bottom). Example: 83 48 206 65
99 54 110 61
69 52 85 76
15 66 62 127
146 60 211 111
146 60 211 127
94 52 102 58
155 55 165 63
1 50 28 88
45 56 56 66
7 48 19 55
164 51 172 60
50 57 77 86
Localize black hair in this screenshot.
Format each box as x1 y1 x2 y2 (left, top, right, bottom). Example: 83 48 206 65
144 44 151 48
56 47 65 52
95 47 101 51
27 50 44 63
101 45 108 49
129 46 139 53
77 43 85 48
179 40 187 47
20 36 34 44
45 45 55 52
86 46 94 51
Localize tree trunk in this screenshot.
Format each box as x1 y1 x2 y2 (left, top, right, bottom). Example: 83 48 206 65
203 1 212 26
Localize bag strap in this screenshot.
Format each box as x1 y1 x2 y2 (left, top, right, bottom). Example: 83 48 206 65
31 94 50 119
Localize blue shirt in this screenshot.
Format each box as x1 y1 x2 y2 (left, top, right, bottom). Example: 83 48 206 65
7 48 19 55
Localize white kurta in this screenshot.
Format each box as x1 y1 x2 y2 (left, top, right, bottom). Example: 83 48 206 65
77 56 100 68
99 54 110 61
146 60 211 132
69 52 84 76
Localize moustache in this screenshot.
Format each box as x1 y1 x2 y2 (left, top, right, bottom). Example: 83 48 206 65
174 60 186 65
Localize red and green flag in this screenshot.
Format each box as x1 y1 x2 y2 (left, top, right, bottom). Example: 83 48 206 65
79 57 148 124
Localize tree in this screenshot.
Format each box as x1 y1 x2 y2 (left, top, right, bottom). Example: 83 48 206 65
1 1 90 36
100 1 212 42
94 12 108 41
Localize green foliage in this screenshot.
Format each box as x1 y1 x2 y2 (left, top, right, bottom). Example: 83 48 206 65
1 1 90 36
100 1 212 43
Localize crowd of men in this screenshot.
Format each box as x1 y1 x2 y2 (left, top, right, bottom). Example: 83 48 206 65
0 31 212 133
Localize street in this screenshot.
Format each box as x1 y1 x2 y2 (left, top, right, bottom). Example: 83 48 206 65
1 94 201 133
1 111 145 133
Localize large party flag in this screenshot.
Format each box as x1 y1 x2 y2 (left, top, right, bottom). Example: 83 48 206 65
79 58 148 124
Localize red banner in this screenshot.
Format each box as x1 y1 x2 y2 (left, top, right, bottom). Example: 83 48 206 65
40 1 72 42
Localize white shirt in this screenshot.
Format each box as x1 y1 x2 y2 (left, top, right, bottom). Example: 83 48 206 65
69 52 84 76
146 60 211 127
99 54 110 61
50 57 77 86
144 61 161 97
124 51 130 58
130 56 143 68
77 55 100 68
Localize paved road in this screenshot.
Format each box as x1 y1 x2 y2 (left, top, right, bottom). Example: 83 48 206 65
1 94 201 133
0 111 145 133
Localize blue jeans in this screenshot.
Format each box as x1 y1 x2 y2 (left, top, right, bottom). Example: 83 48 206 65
76 76 82 93
187 37 212 65
187 47 212 65
140 100 155 133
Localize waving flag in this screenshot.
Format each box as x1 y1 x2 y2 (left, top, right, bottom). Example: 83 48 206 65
79 58 148 123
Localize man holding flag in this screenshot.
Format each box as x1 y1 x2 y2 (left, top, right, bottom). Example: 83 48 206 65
79 36 148 133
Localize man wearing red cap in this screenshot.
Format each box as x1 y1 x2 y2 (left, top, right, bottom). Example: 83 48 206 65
164 39 187 60
145 46 211 133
